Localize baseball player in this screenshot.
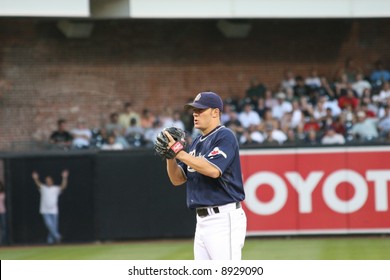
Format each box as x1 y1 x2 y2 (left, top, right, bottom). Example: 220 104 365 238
156 91 247 260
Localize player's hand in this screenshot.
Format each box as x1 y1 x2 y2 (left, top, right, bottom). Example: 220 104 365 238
154 127 186 160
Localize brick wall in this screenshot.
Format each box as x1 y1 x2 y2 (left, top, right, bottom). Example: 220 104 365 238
0 18 390 151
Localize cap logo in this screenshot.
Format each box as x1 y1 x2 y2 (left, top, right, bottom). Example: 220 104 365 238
194 93 201 102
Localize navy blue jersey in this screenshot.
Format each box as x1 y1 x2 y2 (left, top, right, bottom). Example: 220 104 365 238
179 126 245 209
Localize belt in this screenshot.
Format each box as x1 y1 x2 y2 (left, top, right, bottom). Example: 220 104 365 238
196 202 241 218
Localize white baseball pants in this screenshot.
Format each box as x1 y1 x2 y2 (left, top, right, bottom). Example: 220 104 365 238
194 202 247 260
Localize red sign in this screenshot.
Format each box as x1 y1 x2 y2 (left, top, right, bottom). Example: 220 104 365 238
240 147 390 235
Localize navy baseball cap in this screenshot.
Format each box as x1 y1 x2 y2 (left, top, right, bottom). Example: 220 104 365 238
184 92 223 111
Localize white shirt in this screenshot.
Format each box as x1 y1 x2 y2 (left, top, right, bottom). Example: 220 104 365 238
240 131 264 144
272 102 293 120
324 100 342 117
313 107 327 120
238 111 261 128
305 77 321 88
71 128 92 147
321 134 346 144
352 80 371 98
101 143 124 150
40 185 62 214
291 109 303 128
351 119 379 139
281 78 296 90
379 90 390 103
270 129 288 144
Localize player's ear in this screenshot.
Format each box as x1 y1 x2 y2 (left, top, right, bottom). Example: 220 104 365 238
212 108 221 118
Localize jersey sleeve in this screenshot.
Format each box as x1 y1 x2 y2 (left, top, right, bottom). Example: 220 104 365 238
204 129 237 175
178 160 188 178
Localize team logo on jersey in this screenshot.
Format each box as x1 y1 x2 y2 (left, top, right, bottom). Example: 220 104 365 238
207 147 227 159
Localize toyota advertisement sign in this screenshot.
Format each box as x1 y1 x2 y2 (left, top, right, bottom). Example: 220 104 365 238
240 146 390 235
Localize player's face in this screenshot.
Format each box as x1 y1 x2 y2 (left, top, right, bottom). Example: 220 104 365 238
193 108 219 134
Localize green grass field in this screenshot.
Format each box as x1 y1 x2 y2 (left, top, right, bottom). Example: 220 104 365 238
1 236 390 260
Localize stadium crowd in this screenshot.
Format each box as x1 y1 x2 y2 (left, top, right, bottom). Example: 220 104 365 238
48 59 390 151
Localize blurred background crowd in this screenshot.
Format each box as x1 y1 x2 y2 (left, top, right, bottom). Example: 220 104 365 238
48 58 390 151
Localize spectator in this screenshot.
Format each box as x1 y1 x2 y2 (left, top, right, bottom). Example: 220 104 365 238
103 112 129 149
320 107 335 129
378 98 390 118
105 112 125 136
224 110 244 141
245 77 266 105
360 102 376 118
370 60 390 88
284 128 300 145
350 111 379 142
296 123 306 142
352 73 372 98
377 81 390 105
31 170 69 244
299 96 314 121
143 119 163 148
279 111 293 134
240 124 264 145
101 134 124 150
361 88 379 117
321 126 346 145
224 96 240 113
170 110 186 131
378 106 390 139
304 129 320 145
181 100 195 133
259 108 280 132
49 119 73 150
140 108 156 130
238 102 261 129
254 98 267 119
338 88 359 111
337 57 362 83
125 117 145 148
160 107 174 128
332 116 346 136
0 180 8 245
334 72 350 97
303 115 321 133
285 87 294 102
313 97 328 121
317 76 336 100
221 103 234 124
321 95 342 117
71 119 92 149
263 123 287 145
341 104 355 141
305 68 321 89
280 69 296 92
271 92 292 121
118 102 140 129
264 89 277 109
262 123 280 146
293 76 311 99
